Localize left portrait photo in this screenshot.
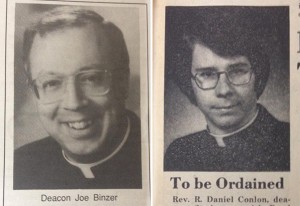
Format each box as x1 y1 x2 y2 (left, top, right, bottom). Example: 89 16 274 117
7 2 149 193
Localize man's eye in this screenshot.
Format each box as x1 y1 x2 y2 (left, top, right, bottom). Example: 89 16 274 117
41 80 62 91
199 71 216 79
80 73 106 85
229 68 249 76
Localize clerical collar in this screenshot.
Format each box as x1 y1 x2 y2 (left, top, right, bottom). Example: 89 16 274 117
62 116 130 178
208 108 259 147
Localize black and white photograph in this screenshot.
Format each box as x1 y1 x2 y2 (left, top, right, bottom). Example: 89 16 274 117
13 3 146 189
164 6 290 171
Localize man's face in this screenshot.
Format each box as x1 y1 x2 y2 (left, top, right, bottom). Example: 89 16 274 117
191 43 257 134
29 25 125 162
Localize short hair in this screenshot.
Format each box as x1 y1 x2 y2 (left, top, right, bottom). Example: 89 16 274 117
23 6 130 99
166 7 278 105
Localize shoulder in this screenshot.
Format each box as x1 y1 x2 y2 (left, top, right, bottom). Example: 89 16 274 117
126 109 140 133
257 104 289 135
14 137 63 189
256 104 289 154
164 130 209 170
15 136 59 153
15 137 60 162
126 110 140 123
166 130 209 153
255 105 290 170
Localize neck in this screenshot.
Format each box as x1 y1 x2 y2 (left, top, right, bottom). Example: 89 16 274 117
207 104 258 136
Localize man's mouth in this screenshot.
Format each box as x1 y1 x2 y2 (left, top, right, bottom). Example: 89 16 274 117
67 119 93 130
212 103 240 110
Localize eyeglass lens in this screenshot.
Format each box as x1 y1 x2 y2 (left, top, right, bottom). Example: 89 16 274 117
194 66 252 90
32 70 110 104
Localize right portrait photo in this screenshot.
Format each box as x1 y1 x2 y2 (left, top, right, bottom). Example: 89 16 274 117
164 6 290 171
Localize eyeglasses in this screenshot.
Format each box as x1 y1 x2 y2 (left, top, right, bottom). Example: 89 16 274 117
29 70 111 104
191 65 253 90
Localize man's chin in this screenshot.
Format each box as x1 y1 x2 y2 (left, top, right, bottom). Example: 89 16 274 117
59 136 105 156
210 116 246 132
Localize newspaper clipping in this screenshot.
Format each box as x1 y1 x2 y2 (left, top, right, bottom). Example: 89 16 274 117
154 0 300 205
2 0 149 205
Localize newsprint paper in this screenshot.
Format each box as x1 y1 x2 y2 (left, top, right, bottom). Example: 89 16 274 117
154 0 300 206
0 0 150 205
1 0 300 205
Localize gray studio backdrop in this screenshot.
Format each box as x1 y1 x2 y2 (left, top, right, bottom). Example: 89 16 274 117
14 4 141 149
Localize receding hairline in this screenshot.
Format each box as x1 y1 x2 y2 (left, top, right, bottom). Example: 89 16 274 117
23 8 130 78
24 21 112 75
26 7 121 44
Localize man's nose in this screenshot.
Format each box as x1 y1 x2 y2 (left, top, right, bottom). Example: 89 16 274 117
214 73 234 97
61 81 88 110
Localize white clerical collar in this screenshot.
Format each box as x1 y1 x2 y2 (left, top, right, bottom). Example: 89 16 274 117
62 116 131 178
208 108 259 147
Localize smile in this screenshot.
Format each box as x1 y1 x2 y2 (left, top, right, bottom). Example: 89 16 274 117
67 120 93 130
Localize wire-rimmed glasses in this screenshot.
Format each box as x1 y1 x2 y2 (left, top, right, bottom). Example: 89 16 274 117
29 69 111 104
192 64 253 90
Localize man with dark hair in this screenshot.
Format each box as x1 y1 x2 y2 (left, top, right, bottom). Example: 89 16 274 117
164 7 289 171
14 7 141 189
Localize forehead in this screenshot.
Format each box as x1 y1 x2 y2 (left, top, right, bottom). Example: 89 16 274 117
29 24 112 77
191 43 250 70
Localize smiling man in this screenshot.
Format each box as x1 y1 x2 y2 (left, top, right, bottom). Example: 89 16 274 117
164 7 290 171
14 7 141 189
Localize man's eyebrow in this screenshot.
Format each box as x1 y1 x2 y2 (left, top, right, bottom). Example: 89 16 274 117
79 64 108 71
228 62 250 68
194 67 217 72
36 71 64 77
34 64 108 78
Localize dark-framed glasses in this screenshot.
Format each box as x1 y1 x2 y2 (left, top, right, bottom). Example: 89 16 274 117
192 65 253 90
29 69 111 104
